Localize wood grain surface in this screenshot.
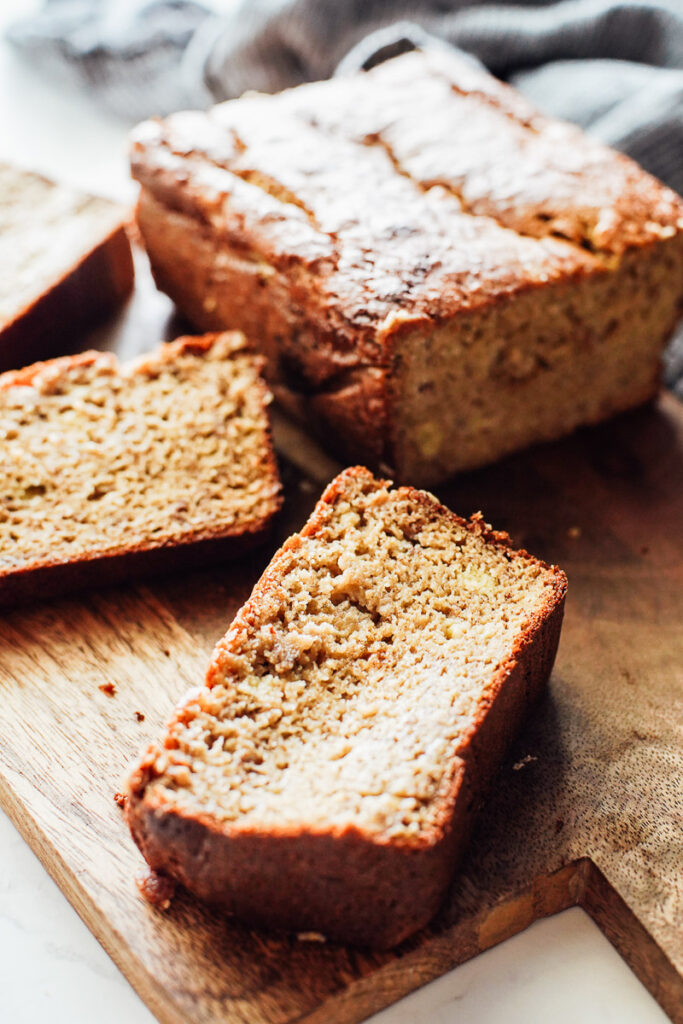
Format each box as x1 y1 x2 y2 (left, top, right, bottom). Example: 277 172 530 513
0 255 681 1024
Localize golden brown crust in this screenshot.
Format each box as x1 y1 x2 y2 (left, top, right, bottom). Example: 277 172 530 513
329 49 683 254
130 108 598 364
0 332 254 391
126 467 567 947
273 368 390 466
0 349 114 390
131 48 683 341
0 333 282 607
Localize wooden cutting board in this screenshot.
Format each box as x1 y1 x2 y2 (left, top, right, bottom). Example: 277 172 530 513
0 257 681 1024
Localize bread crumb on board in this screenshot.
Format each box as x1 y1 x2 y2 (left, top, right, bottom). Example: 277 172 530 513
98 682 117 696
512 754 538 771
136 868 176 910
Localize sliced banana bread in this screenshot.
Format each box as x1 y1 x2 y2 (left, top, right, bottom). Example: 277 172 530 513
126 467 567 947
130 48 683 485
0 332 280 605
0 163 134 373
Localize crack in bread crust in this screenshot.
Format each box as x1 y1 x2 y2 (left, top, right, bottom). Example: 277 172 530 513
130 50 683 485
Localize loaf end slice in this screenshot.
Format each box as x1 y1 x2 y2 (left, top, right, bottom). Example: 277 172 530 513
0 332 281 606
126 467 567 947
0 163 134 373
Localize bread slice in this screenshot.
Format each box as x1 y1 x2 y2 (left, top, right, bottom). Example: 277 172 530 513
0 332 281 606
130 48 683 486
0 162 134 373
126 467 567 947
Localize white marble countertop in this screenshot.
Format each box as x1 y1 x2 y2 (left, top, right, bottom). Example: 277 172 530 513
0 3 673 1021
0 808 669 1024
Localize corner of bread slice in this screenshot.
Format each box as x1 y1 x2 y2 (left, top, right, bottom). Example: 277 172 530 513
125 467 566 947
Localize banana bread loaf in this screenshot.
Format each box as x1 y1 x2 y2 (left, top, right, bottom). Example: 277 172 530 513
0 332 280 606
130 49 683 486
0 163 134 373
126 466 567 947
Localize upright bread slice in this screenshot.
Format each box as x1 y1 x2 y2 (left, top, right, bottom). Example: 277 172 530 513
130 48 683 485
0 333 280 606
0 163 134 373
126 467 567 948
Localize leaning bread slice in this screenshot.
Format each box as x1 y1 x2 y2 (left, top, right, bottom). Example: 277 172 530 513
126 466 566 948
0 332 280 606
0 162 134 373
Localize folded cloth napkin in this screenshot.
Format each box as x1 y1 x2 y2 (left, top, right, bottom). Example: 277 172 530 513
8 0 683 391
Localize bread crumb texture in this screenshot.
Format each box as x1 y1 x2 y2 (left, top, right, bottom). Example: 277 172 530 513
142 468 565 843
0 333 279 571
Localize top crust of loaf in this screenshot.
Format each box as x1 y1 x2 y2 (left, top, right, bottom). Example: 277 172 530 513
130 49 683 363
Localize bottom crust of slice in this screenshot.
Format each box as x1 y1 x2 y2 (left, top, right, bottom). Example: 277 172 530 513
0 524 274 610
